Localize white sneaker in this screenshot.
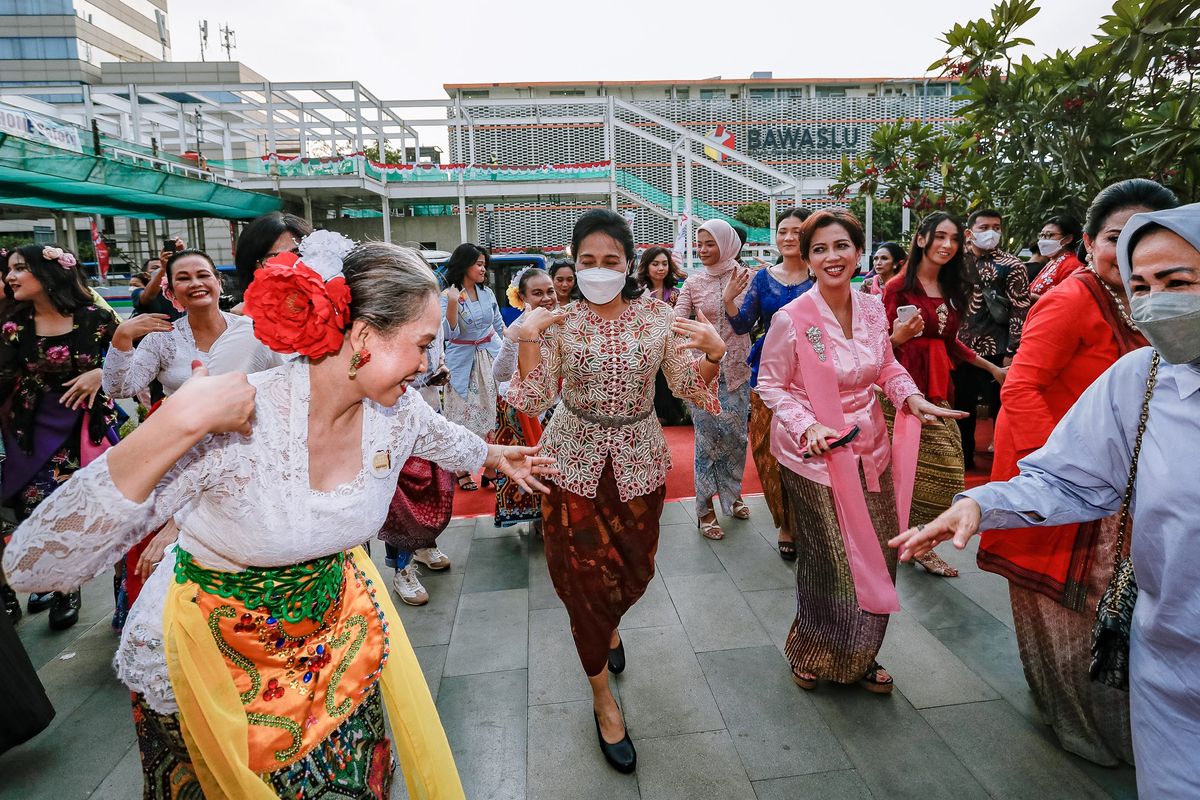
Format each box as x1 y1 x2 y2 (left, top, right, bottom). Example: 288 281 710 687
413 546 451 571
393 565 429 606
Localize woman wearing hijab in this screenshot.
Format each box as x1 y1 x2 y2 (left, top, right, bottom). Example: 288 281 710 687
676 219 753 540
892 201 1200 797
979 180 1175 765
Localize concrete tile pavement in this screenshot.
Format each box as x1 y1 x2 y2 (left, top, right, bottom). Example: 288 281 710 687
1 501 1137 799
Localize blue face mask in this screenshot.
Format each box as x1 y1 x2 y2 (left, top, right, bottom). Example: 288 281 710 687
1130 291 1200 365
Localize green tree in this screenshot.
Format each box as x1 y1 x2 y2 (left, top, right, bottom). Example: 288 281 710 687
735 202 771 229
363 143 405 164
848 195 905 246
831 0 1200 246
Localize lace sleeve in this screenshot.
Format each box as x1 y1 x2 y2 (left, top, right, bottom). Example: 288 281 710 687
407 392 489 473
103 332 173 399
492 336 518 384
506 327 562 416
1 432 237 593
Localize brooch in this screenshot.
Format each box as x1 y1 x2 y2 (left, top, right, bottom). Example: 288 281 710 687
370 450 393 478
806 326 827 362
936 303 949 335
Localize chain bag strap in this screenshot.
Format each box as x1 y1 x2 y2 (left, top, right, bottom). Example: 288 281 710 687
1089 351 1159 690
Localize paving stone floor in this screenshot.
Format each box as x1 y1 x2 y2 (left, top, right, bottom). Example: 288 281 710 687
1 496 1139 799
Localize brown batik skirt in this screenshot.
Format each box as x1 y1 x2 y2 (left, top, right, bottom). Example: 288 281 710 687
879 393 964 527
749 390 789 531
541 462 667 677
781 465 899 683
1009 514 1134 766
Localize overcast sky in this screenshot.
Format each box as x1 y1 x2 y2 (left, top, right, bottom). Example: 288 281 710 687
168 0 1116 99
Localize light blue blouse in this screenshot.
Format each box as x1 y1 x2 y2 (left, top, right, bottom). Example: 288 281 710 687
440 285 504 397
963 347 1200 797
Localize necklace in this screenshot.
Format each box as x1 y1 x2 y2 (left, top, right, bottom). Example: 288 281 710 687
1085 263 1139 331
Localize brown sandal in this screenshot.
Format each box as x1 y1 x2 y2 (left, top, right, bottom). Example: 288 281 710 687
791 667 817 690
859 661 894 694
913 550 959 577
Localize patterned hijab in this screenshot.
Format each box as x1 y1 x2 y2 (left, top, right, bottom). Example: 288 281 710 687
698 219 742 278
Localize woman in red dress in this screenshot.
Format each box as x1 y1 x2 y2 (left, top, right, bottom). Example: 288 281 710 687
979 178 1176 765
882 212 1007 577
1028 214 1084 299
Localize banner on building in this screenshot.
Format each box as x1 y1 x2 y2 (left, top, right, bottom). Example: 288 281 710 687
0 104 83 153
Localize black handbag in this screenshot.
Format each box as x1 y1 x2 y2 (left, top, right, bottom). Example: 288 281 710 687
1089 351 1159 691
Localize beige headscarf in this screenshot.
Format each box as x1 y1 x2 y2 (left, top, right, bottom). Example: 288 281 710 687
698 219 742 278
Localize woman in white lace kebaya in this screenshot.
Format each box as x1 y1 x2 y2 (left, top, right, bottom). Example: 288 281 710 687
102 248 251 623
3 240 553 800
507 210 727 774
103 249 249 400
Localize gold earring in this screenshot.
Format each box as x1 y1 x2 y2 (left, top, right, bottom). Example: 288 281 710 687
348 350 369 378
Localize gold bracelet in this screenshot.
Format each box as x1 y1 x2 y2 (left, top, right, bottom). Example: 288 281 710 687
518 337 543 344
704 352 724 364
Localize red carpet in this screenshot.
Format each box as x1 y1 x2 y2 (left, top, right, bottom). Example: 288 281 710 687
452 419 994 519
451 425 763 519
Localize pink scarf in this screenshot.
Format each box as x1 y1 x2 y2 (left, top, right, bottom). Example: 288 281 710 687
785 292 921 614
698 219 741 278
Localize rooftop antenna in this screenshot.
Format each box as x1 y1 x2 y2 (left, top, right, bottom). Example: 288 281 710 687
219 24 237 61
198 20 208 62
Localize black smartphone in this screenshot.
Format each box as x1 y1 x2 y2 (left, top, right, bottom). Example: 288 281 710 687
801 425 861 459
163 238 180 253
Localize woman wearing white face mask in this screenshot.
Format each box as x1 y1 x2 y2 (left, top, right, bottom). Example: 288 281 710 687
891 201 1200 798
507 210 726 774
1029 214 1084 299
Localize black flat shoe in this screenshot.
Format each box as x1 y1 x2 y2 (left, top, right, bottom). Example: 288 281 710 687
593 713 636 773
48 589 81 631
2 584 20 624
28 591 53 613
607 636 626 674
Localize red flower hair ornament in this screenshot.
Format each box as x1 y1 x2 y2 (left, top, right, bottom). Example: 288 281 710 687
242 230 356 358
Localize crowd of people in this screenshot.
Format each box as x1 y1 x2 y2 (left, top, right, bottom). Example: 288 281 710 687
0 177 1197 795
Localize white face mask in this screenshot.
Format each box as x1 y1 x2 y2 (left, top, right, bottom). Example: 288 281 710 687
972 229 1001 251
575 267 627 305
1037 238 1062 257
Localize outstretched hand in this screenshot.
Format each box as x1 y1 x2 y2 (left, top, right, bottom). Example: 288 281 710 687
888 498 982 562
485 443 559 494
904 395 969 426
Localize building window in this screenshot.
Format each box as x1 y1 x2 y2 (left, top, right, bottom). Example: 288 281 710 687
916 83 948 96
783 88 807 98
549 89 585 96
0 37 79 60
950 83 969 96
0 0 73 12
815 86 847 97
460 90 489 99
675 89 690 100
699 89 726 100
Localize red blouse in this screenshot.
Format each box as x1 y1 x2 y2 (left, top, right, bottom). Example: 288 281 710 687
1029 251 1083 298
882 278 976 403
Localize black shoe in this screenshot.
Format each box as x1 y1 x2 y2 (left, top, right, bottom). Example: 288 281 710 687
48 589 81 631
593 713 636 773
28 591 54 613
2 585 20 624
607 636 625 674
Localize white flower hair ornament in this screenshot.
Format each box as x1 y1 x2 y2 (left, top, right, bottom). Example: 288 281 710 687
299 229 356 281
505 265 534 307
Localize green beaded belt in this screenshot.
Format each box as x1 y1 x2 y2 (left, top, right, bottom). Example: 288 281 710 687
173 549 346 625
